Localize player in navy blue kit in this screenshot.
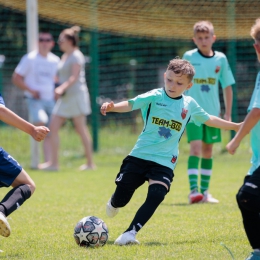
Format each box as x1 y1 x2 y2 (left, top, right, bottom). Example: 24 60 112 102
0 94 49 237
100 58 241 245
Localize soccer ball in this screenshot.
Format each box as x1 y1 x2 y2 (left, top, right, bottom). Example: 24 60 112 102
74 216 109 247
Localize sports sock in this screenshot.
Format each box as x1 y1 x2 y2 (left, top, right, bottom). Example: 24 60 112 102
188 156 200 191
0 185 31 217
200 158 213 194
124 184 167 233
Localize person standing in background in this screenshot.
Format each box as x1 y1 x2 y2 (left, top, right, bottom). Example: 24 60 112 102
183 21 235 204
12 32 59 169
39 26 95 171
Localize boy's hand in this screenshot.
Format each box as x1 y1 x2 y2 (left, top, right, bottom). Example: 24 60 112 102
234 122 243 132
226 138 240 155
31 126 50 142
100 101 114 116
29 89 40 99
223 113 231 122
253 43 260 62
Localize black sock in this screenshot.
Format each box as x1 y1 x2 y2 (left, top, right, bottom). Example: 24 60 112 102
124 184 167 233
0 185 31 217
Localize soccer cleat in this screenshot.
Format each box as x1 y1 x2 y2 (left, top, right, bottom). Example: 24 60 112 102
0 212 11 237
106 198 119 218
114 230 140 245
245 252 260 260
188 189 203 204
201 190 219 204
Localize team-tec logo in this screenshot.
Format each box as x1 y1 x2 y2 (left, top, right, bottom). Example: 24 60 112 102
152 117 182 132
193 78 216 85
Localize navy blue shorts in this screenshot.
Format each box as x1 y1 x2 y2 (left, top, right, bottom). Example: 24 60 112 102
115 155 174 192
0 148 22 187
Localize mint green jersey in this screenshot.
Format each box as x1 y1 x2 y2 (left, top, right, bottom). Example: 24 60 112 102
183 49 235 116
247 72 260 175
128 88 210 170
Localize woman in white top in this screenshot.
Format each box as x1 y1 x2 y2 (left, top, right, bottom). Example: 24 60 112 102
39 26 95 171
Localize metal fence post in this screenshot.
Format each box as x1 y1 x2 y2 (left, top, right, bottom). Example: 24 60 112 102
226 0 237 138
89 0 99 152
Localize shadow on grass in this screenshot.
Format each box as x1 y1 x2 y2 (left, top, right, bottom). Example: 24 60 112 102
143 241 167 246
0 254 21 259
162 202 190 206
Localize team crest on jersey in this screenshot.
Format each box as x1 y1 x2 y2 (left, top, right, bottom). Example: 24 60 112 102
171 155 177 164
215 66 220 73
181 108 188 119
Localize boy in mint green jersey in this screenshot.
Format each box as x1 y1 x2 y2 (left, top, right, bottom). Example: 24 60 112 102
183 21 235 204
226 18 260 260
100 58 240 246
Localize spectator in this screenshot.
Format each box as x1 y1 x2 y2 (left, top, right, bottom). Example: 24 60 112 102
12 32 59 169
39 26 95 171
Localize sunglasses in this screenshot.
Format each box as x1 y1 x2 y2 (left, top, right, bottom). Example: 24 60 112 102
39 38 53 42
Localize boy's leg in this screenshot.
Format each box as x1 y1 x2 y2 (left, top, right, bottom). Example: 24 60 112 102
114 164 173 245
200 143 213 194
115 181 168 245
0 169 34 218
107 156 146 218
186 123 203 203
0 148 35 237
200 126 221 203
236 172 260 251
124 180 167 233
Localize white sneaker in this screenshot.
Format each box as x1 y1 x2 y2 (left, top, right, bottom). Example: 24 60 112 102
106 198 119 218
202 191 219 203
188 189 203 204
114 230 140 245
0 212 11 237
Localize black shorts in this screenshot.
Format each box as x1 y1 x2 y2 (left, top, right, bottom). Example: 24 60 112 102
0 147 22 188
115 155 174 192
239 165 260 196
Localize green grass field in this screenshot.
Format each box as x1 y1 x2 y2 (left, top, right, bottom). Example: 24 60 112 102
0 125 253 259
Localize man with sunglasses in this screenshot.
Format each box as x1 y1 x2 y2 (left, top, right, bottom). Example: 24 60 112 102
12 32 60 169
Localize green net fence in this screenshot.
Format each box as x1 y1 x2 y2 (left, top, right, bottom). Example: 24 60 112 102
0 0 259 165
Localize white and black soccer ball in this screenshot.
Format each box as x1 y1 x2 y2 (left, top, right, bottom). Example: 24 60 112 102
74 216 109 247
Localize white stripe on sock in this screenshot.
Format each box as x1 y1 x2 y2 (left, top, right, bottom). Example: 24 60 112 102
188 169 199 175
200 169 212 176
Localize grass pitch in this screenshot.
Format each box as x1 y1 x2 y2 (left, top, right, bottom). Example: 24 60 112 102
0 125 252 259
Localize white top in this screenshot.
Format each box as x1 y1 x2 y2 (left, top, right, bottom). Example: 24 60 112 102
15 51 60 100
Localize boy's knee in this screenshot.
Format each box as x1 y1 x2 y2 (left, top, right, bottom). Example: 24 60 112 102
20 184 33 199
28 183 36 195
236 189 260 212
147 184 167 204
111 184 135 208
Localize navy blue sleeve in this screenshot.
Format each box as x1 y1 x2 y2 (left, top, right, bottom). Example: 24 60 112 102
0 94 5 106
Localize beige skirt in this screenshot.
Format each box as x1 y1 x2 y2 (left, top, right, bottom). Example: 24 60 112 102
52 89 91 118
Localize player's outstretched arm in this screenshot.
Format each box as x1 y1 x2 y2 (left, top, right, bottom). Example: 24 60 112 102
204 115 242 131
226 107 260 155
0 106 49 141
100 101 132 116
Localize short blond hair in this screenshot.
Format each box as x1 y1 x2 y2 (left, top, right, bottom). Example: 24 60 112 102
167 57 195 82
250 18 260 42
193 21 214 35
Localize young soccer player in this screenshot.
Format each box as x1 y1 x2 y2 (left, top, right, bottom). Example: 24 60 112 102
100 58 240 245
183 21 235 204
0 94 49 237
226 18 260 260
